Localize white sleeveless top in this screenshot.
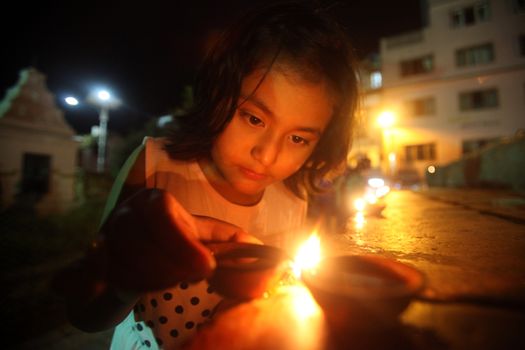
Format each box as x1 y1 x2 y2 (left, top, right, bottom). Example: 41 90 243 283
111 137 307 349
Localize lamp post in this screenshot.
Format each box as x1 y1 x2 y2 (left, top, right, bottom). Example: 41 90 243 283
377 111 396 179
65 89 121 173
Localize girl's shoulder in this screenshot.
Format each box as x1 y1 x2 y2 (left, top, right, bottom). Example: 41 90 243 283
143 136 184 164
142 136 196 179
143 136 169 154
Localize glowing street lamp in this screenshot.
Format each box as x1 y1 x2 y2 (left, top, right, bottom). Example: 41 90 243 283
64 96 79 106
65 88 121 173
377 110 395 129
377 110 397 178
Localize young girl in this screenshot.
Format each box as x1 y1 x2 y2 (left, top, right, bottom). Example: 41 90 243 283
56 1 359 349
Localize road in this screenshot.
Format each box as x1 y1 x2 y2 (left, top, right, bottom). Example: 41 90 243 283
18 189 525 349
324 188 525 349
328 189 525 304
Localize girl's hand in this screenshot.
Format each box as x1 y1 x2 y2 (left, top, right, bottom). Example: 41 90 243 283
194 215 262 245
100 188 255 293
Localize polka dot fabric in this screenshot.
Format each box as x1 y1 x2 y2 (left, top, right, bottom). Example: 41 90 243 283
112 280 221 349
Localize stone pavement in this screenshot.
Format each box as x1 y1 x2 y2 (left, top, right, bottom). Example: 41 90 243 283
326 189 525 304
16 188 525 349
324 188 525 349
415 187 525 224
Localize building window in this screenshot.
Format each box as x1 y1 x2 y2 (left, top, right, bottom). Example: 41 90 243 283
451 1 490 28
511 0 525 14
459 88 499 110
370 71 382 89
405 143 436 162
456 43 494 67
21 153 51 194
406 96 436 117
519 35 525 56
400 55 434 77
462 137 499 154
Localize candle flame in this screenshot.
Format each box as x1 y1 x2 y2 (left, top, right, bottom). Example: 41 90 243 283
292 231 322 278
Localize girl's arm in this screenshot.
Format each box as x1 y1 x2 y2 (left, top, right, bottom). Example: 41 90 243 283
53 146 148 332
54 146 258 332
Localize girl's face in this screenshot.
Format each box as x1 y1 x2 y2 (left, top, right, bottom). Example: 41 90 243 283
200 66 333 205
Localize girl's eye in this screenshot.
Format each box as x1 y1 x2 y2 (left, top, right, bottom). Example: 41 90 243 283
247 115 264 126
240 110 264 127
290 135 310 146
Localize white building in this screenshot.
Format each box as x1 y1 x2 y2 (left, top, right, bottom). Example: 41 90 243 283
0 67 79 214
356 0 525 183
351 53 384 170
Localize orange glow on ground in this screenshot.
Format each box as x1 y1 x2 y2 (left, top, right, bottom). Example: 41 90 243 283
276 284 322 320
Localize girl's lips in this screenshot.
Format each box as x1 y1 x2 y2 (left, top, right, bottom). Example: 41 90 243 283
239 167 267 181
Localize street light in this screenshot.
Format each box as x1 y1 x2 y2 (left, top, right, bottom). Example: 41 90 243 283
65 88 121 173
64 96 79 106
377 110 396 178
377 110 395 129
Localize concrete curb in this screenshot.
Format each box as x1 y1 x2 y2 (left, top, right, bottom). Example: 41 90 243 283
413 188 525 225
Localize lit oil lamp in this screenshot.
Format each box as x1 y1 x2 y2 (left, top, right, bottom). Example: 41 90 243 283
293 231 426 331
206 228 425 332
206 241 290 300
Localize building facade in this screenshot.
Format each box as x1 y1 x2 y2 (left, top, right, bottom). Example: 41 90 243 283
351 53 384 171
0 67 79 214
355 0 525 183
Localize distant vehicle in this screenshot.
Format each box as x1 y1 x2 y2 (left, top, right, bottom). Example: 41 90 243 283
335 167 391 219
393 168 421 188
308 162 392 232
345 175 390 216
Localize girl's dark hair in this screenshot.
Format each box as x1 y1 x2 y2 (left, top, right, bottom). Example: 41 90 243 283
166 0 359 198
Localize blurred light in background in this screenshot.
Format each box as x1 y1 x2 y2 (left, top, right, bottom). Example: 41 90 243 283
368 177 385 188
64 96 79 106
377 110 395 129
63 88 121 173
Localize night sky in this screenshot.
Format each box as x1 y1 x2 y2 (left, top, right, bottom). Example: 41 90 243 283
1 0 423 134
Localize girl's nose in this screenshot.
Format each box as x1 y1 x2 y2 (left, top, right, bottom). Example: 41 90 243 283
251 137 280 167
